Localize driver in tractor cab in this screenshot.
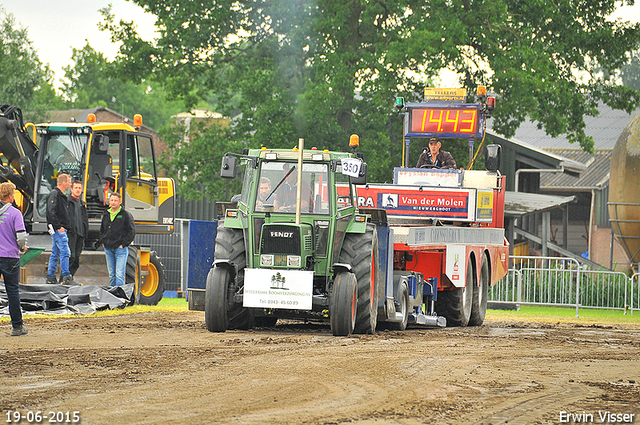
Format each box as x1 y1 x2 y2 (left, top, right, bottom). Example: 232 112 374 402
274 163 312 212
416 136 457 169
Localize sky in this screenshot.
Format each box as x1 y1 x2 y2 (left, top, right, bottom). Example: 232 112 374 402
3 0 640 89
2 0 157 87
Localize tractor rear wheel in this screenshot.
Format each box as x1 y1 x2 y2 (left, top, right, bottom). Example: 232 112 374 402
339 224 379 334
469 254 489 326
436 257 474 327
330 271 357 336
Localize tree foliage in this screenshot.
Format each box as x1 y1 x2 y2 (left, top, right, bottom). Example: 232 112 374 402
103 0 640 199
61 43 185 131
0 9 62 121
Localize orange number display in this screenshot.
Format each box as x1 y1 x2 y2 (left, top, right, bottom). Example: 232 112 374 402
411 108 478 135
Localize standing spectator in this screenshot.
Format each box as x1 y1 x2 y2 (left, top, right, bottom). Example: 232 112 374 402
67 180 88 278
0 182 29 336
100 192 135 287
46 174 73 284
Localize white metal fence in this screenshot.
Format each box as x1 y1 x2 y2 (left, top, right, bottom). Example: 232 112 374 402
490 256 638 316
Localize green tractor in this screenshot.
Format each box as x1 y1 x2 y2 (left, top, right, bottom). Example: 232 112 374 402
204 138 383 336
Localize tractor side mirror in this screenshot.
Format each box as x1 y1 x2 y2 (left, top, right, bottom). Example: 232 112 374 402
351 162 367 185
220 155 237 179
485 144 501 171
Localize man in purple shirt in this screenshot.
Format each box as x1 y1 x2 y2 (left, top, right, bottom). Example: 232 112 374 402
0 182 28 336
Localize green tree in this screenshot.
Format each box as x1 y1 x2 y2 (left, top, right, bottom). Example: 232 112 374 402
61 42 185 131
0 9 62 121
103 0 640 199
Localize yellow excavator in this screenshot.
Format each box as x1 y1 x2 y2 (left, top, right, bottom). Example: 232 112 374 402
0 104 175 305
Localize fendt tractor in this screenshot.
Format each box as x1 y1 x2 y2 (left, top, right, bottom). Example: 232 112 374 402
189 87 509 336
0 104 175 304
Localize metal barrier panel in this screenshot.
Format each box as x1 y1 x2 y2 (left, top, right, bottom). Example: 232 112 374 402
492 255 636 313
490 256 581 306
135 221 184 292
578 269 629 310
632 273 639 314
187 220 218 291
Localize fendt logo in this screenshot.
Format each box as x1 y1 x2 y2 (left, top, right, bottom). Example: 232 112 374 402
270 231 294 238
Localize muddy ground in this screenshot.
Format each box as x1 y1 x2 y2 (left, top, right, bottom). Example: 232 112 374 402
1 310 639 425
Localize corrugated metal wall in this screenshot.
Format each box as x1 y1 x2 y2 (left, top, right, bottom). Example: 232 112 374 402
175 194 217 221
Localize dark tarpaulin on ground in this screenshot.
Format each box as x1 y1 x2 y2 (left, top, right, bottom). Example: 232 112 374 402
0 283 134 316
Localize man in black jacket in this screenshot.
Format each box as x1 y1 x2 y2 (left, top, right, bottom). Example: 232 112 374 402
68 180 89 277
46 173 73 284
100 192 135 287
416 136 457 169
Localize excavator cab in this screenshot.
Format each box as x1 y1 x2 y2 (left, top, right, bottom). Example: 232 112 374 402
30 120 173 242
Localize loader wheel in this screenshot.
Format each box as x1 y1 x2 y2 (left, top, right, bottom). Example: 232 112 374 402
207 224 253 331
125 247 140 304
330 271 357 336
469 254 490 326
436 257 474 327
205 267 230 332
339 224 379 334
138 252 165 306
389 281 409 331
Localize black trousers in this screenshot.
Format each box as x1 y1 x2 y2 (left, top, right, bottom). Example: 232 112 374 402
68 233 85 276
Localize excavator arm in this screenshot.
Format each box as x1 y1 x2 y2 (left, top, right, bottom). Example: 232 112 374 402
0 104 39 200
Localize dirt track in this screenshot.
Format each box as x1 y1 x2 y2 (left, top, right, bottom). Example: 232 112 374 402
2 311 640 425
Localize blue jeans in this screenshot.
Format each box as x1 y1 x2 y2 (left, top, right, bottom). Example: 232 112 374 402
105 247 128 287
47 230 71 278
0 257 23 329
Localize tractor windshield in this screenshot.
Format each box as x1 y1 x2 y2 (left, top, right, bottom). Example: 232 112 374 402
255 161 330 214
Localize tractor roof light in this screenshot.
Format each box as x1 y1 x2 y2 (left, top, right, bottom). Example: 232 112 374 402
134 114 143 127
395 97 405 112
349 134 360 148
87 113 97 123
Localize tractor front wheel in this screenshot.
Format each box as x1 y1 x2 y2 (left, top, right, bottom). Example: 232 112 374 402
330 271 358 336
205 267 230 332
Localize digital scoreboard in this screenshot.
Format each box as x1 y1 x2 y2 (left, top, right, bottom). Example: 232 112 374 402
410 107 479 137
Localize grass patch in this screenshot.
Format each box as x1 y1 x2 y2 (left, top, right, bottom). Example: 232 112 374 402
487 305 640 326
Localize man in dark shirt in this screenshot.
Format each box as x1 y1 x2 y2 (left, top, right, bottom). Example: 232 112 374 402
100 192 135 287
68 180 88 277
46 173 73 284
416 136 457 169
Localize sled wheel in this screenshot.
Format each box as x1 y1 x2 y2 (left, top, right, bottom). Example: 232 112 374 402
469 254 490 326
389 281 409 331
330 271 357 336
436 256 474 327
